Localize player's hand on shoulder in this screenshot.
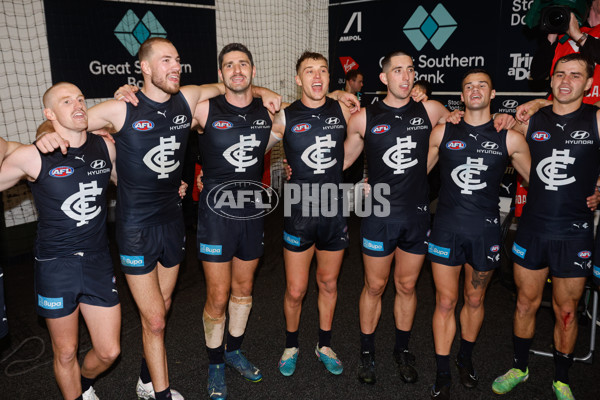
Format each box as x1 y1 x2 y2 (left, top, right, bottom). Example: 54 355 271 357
261 91 282 115
179 180 188 199
411 87 428 103
493 113 516 131
36 131 69 155
114 84 140 106
445 109 464 125
283 158 292 181
91 127 116 143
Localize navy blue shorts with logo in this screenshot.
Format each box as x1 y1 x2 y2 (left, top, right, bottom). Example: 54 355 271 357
427 225 501 272
511 229 594 278
197 203 264 262
283 208 349 252
592 224 600 286
34 249 119 319
361 216 430 257
0 266 7 339
117 216 186 275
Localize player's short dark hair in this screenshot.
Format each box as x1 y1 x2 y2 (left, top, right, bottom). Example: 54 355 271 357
219 43 254 69
345 69 363 81
461 68 494 90
295 51 328 73
381 51 412 72
138 37 173 63
413 79 432 98
553 53 594 79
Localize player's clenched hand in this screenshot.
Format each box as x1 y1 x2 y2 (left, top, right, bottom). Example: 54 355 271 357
114 84 140 106
36 132 69 155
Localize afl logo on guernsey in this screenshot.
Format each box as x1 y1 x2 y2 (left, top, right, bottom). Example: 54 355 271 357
531 131 550 141
578 251 591 259
50 166 74 178
292 123 311 133
371 124 390 134
446 140 466 150
490 245 500 253
132 120 154 131
213 120 233 130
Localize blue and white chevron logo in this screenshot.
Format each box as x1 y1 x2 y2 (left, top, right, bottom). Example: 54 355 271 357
403 3 457 51
114 10 167 56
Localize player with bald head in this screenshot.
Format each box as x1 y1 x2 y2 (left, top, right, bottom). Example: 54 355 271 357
0 82 119 400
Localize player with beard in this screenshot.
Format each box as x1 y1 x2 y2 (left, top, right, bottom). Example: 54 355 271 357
270 52 353 377
343 51 514 385
0 82 119 400
36 38 279 400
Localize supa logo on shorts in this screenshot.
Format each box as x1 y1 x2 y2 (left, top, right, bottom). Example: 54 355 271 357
490 245 500 253
200 243 222 255
531 131 550 141
283 231 301 247
428 242 450 258
512 242 526 258
120 255 145 267
446 140 466 150
213 120 233 130
38 295 63 310
371 124 390 134
49 166 74 178
363 238 384 251
132 120 154 131
578 250 592 259
292 123 311 133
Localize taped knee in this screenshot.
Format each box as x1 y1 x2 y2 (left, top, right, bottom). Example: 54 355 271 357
203 310 226 349
228 295 252 337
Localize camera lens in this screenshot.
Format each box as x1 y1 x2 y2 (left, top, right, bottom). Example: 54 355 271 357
548 9 567 27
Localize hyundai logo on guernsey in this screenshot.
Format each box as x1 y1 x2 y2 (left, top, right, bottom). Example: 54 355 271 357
38 295 63 310
200 243 222 255
206 181 279 220
567 130 594 145
50 166 74 178
446 140 466 150
252 119 267 128
213 120 233 130
428 242 450 258
363 238 384 252
120 255 145 267
173 115 187 125
132 120 154 131
502 100 519 109
512 242 526 258
481 141 498 150
292 123 311 133
371 124 390 134
283 232 301 247
531 131 550 141
325 117 340 125
90 160 106 169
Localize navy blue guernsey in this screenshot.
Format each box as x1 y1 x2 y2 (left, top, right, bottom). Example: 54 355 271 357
435 120 509 231
29 133 112 258
199 95 271 215
520 104 600 237
364 99 432 219
200 95 271 184
283 98 346 185
115 91 192 227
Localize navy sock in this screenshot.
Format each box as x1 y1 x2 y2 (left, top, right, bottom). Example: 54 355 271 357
394 328 411 352
285 330 299 348
81 375 95 393
512 335 533 373
318 329 332 348
207 344 225 365
458 338 475 362
140 358 152 384
360 331 375 353
553 350 573 384
435 353 451 376
226 332 244 352
155 386 172 400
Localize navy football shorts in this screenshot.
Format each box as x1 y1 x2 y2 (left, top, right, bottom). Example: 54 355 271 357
283 208 349 252
197 203 264 263
360 216 430 257
594 225 600 287
34 249 119 319
511 228 593 278
0 266 7 339
117 216 186 275
427 225 501 272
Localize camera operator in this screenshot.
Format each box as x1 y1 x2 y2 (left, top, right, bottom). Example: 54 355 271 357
529 0 600 103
